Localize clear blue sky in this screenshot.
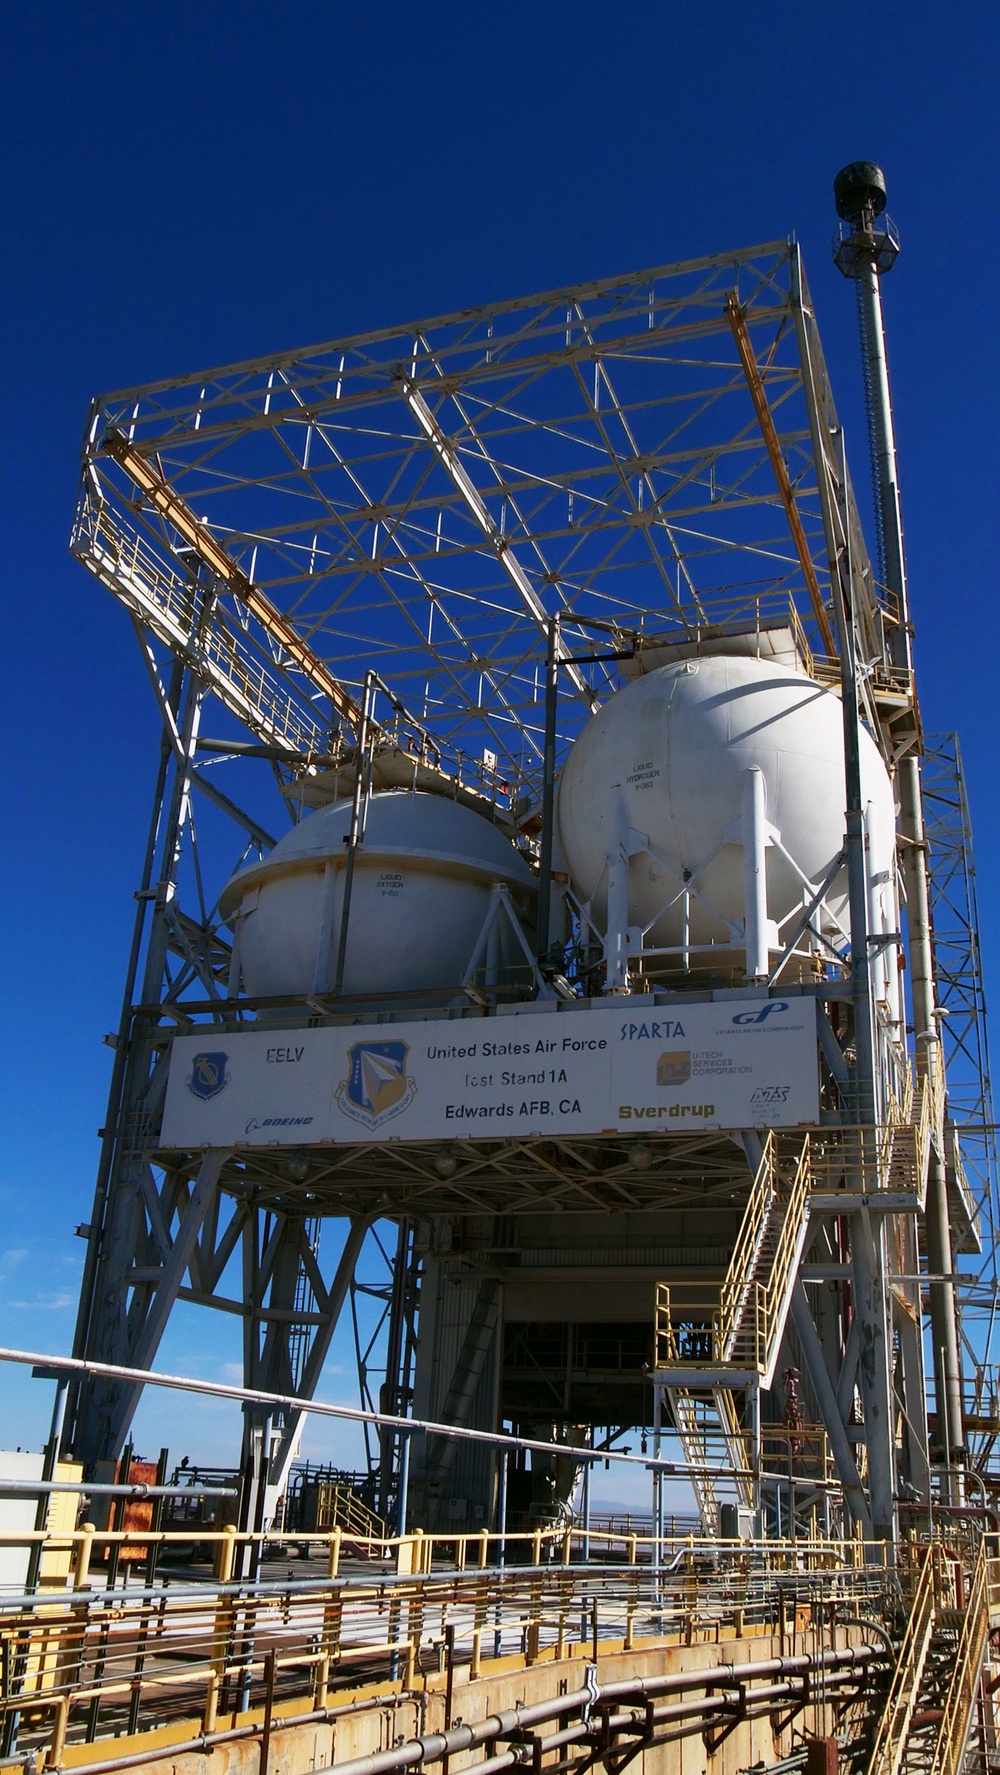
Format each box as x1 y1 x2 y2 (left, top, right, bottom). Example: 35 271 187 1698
1 3 997 1492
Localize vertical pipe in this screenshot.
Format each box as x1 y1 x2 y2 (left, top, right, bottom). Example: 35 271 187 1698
496 1448 508 1568
886 868 904 1036
836 166 964 1483
855 259 910 664
828 430 896 1540
901 754 963 1479
535 617 559 963
380 1219 411 1520
581 1458 591 1563
333 672 375 995
651 1389 663 1626
396 1431 411 1537
742 767 769 980
603 788 632 993
864 803 889 1020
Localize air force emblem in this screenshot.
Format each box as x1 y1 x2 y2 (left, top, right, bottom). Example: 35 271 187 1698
187 1052 229 1101
335 1040 416 1131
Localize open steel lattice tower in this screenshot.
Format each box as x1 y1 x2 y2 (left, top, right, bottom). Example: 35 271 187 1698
65 233 989 1547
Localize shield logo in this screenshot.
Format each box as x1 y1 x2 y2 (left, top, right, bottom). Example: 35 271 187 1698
656 1050 692 1086
187 1052 230 1101
335 1040 417 1131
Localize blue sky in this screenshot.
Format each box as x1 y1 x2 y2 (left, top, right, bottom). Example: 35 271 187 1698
1 3 998 1500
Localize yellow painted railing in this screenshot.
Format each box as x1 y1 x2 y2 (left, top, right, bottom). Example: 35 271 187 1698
0 1526 893 1768
656 1136 809 1378
865 1544 937 1775
754 1136 809 1369
718 1133 777 1356
930 1542 990 1775
310 1482 387 1544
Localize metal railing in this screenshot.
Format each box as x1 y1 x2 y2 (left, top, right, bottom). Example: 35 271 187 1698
72 490 328 755
865 1544 937 1775
72 491 527 821
308 1484 387 1544
656 1136 810 1379
717 1132 779 1356
0 1524 893 1766
930 1543 991 1775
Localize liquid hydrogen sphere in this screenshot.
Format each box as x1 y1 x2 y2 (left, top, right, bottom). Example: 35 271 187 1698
556 654 895 976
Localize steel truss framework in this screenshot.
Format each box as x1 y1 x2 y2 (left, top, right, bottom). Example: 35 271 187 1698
922 737 1000 1330
72 241 903 803
66 241 946 1539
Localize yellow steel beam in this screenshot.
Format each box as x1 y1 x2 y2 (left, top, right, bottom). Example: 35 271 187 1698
726 297 838 658
101 429 369 735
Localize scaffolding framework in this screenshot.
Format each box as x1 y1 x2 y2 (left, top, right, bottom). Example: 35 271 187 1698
62 238 955 1551
922 734 999 1334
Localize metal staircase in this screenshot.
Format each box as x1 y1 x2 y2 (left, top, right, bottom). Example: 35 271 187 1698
667 1387 755 1533
310 1481 388 1550
867 1542 994 1775
882 1077 934 1209
654 1136 811 1532
866 1548 939 1775
927 1542 992 1775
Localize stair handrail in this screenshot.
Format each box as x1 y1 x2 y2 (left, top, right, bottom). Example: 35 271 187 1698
323 1482 387 1543
668 1386 721 1534
914 1075 932 1204
754 1136 811 1377
929 1540 989 1775
866 1543 938 1775
654 1282 678 1366
718 1131 777 1356
714 1385 756 1508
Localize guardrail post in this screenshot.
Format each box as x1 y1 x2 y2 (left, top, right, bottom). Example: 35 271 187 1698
49 1693 71 1768
327 1527 342 1580
73 1522 96 1590
525 1571 543 1665
315 1564 344 1709
203 1525 237 1732
625 1569 637 1651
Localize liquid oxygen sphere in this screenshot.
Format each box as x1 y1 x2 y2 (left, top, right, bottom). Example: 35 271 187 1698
220 790 535 1004
556 654 895 974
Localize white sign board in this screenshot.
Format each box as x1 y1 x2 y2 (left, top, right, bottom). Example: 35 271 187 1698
160 996 818 1149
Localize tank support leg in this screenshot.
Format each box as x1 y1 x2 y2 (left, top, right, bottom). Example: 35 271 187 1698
742 767 770 981
603 787 647 993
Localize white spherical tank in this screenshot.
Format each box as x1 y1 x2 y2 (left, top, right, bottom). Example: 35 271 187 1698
220 791 536 1004
556 654 895 976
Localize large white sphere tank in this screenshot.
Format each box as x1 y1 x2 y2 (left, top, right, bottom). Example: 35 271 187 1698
556 654 895 976
220 791 536 1004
